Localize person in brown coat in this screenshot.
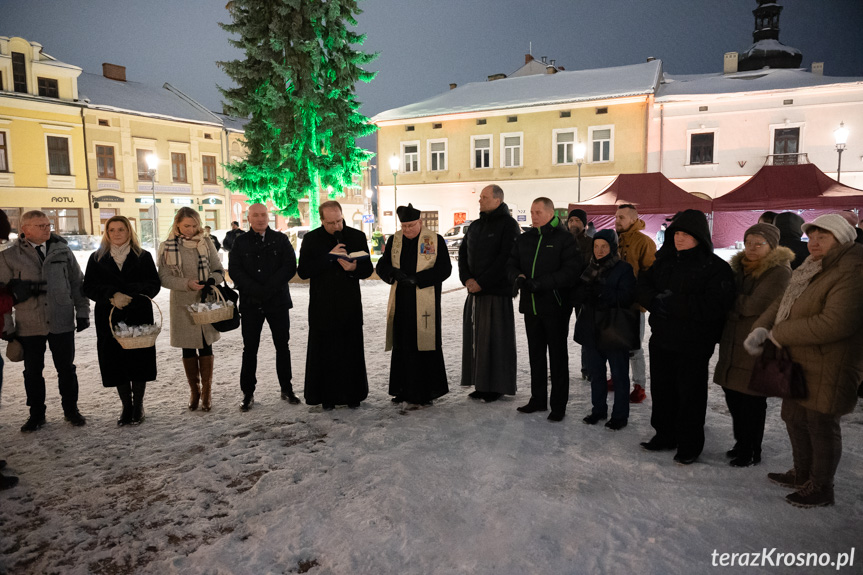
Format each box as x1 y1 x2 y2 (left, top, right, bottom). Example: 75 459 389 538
747 214 863 508
713 224 793 467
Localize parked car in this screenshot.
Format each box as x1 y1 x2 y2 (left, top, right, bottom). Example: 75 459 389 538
443 221 472 258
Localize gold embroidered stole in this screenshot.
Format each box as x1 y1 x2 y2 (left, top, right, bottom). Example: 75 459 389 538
385 227 438 351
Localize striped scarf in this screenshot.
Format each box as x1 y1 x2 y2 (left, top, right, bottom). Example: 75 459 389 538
159 232 210 282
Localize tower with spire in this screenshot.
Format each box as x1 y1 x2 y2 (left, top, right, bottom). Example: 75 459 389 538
738 0 803 71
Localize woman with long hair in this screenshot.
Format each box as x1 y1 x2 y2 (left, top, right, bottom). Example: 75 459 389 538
157 207 224 412
83 216 160 425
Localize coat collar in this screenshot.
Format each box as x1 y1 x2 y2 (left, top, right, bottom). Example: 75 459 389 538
729 246 795 278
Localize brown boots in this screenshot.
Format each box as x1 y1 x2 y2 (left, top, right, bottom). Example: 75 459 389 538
183 355 214 411
199 355 214 412
183 357 201 410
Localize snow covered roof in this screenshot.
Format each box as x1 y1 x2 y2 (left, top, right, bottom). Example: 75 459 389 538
656 67 863 101
741 38 801 59
212 112 249 133
372 60 662 123
77 72 223 126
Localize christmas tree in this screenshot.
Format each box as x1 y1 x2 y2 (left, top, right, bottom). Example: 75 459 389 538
219 0 377 227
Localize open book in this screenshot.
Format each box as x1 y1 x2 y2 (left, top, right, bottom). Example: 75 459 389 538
328 250 370 261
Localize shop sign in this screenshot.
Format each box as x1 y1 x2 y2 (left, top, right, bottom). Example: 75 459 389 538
95 195 124 203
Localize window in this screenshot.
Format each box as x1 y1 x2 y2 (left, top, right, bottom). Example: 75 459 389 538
589 126 613 163
0 132 8 172
96 145 116 178
476 119 487 126
98 119 110 127
553 129 576 165
47 136 71 175
171 152 187 182
596 107 608 115
401 142 419 173
559 111 571 118
12 52 26 93
472 135 491 169
432 123 442 129
428 140 446 171
420 210 439 232
689 133 715 165
773 127 801 165
43 208 82 235
405 125 415 132
1 208 20 234
137 149 153 180
501 133 523 168
202 155 217 184
204 133 213 140
37 77 59 98
507 116 518 123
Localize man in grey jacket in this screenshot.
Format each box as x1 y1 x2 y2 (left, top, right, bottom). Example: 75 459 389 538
0 211 90 431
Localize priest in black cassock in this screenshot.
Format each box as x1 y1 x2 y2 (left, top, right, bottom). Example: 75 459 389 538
376 204 452 406
297 200 373 409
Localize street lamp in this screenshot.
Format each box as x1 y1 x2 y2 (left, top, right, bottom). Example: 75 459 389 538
834 121 849 183
145 154 159 250
365 188 373 238
575 142 586 202
389 155 400 228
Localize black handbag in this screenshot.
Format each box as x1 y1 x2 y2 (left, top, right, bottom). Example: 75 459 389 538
595 305 641 351
748 340 807 399
212 283 241 332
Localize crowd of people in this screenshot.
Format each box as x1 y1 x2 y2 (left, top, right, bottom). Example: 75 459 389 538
0 194 861 510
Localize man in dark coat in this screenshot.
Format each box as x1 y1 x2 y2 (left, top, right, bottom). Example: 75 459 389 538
298 200 373 409
222 221 244 252
229 203 298 411
459 185 521 402
637 209 735 464
567 208 594 262
774 212 809 270
376 204 452 407
508 197 581 421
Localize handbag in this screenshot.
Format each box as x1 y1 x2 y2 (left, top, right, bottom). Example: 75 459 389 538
748 340 807 399
212 283 241 332
595 305 641 351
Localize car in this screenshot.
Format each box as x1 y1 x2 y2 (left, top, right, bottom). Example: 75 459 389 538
443 221 473 258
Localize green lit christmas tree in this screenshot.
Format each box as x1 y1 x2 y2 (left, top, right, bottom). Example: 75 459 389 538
219 0 377 227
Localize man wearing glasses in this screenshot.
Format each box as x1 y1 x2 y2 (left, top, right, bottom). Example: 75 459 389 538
0 210 90 431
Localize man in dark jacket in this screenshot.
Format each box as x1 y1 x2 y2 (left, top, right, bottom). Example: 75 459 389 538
222 221 244 252
637 209 735 464
567 208 594 262
774 212 809 270
229 203 298 410
459 185 521 402
508 197 582 421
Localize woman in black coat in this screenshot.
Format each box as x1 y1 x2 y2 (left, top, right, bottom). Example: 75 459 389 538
83 216 160 425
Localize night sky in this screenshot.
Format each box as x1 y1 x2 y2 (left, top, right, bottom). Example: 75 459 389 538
5 0 863 138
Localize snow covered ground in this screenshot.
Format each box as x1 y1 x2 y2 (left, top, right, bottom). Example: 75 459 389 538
1 252 861 574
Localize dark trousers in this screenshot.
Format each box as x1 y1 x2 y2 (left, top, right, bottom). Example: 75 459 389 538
648 342 713 458
240 302 292 395
524 311 571 414
722 387 767 457
19 331 78 418
584 344 630 421
781 400 842 487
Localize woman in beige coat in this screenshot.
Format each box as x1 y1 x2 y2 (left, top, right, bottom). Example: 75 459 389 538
714 224 793 467
158 207 224 412
747 214 863 508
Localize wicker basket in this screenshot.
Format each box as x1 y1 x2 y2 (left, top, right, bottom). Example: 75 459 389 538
110 296 162 350
189 287 234 325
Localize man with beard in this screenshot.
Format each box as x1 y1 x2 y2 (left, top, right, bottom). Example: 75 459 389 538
298 201 373 410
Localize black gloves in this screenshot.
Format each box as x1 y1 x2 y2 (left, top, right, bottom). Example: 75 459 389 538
398 275 417 287
512 276 525 298
392 270 408 283
524 279 541 293
7 279 46 304
76 317 90 332
200 277 216 299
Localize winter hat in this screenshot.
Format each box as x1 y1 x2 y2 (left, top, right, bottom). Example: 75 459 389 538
801 214 857 245
592 228 618 254
744 223 780 249
568 209 587 227
666 209 712 250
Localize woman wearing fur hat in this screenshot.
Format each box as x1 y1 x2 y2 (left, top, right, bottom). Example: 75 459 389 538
747 214 863 507
714 224 793 467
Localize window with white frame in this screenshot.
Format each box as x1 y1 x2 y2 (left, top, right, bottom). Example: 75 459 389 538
47 135 71 175
0 132 8 172
589 126 613 163
501 132 523 168
401 141 419 173
553 129 577 165
688 132 716 165
96 145 116 178
472 135 491 169
428 139 447 171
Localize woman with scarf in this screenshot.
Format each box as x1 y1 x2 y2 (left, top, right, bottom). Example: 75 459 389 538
573 229 637 431
747 214 863 508
83 216 161 425
158 207 224 412
714 224 793 467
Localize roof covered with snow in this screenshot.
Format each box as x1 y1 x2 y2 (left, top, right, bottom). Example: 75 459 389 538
656 67 863 101
372 60 662 123
212 112 249 133
78 72 222 126
741 38 802 58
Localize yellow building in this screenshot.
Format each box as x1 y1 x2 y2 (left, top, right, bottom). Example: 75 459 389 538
372 59 661 233
0 36 89 235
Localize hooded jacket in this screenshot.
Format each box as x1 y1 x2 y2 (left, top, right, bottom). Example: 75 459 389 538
618 218 656 278
637 209 735 351
774 212 809 270
458 202 521 297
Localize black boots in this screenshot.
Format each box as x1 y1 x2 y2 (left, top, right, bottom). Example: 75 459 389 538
118 381 146 426
117 383 134 426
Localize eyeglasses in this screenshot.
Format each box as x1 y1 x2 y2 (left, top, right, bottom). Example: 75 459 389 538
744 240 767 248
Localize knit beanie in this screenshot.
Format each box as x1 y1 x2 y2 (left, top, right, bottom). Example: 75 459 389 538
744 223 780 249
568 209 587 227
801 214 857 245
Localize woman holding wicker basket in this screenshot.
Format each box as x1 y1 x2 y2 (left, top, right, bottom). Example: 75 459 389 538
83 215 161 425
158 207 224 412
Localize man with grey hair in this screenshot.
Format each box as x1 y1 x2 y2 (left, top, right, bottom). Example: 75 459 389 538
0 210 90 431
459 185 521 402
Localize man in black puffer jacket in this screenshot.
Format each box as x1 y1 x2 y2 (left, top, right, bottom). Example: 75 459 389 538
459 185 521 402
507 197 582 421
637 209 735 464
774 212 809 270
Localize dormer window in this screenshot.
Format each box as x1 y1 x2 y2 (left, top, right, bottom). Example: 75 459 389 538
38 78 59 98
12 52 27 93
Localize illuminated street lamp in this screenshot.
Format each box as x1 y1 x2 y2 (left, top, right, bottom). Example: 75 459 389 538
575 142 586 202
365 188 373 237
145 153 159 250
389 155 400 228
834 121 849 183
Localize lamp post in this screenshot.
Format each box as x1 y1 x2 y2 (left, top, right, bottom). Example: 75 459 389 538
145 154 159 250
365 188 373 238
834 121 849 183
389 155 400 229
575 142 586 202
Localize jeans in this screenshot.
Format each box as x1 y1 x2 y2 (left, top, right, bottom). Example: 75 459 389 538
19 331 79 417
240 302 292 395
584 345 631 421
